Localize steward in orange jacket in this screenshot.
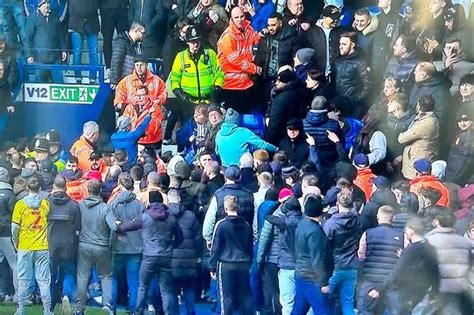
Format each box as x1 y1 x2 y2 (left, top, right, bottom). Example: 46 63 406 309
70 121 100 172
409 158 450 207
122 85 164 145
114 58 167 112
217 7 261 91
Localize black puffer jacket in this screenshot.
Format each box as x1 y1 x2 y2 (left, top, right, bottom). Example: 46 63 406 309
169 203 201 278
385 52 418 93
409 74 450 123
278 119 309 169
304 110 344 165
110 32 144 84
255 26 301 80
68 0 100 33
0 182 17 237
303 24 345 74
332 49 371 103
266 197 302 270
323 211 362 270
47 191 81 260
129 0 162 56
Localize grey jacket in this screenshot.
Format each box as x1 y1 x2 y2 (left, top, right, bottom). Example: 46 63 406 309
426 227 472 293
78 196 117 247
109 191 144 254
257 206 281 265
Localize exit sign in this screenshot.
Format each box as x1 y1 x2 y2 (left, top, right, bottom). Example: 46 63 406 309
24 83 99 104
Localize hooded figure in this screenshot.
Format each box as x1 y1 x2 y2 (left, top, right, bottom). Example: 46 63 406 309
278 119 309 168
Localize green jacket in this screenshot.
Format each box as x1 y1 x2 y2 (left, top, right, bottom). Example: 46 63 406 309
170 48 224 100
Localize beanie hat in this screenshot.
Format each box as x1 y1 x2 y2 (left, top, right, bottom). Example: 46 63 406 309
256 162 272 174
431 160 447 180
296 48 315 65
270 161 282 175
225 108 240 125
117 115 132 131
287 118 303 131
282 166 299 179
353 153 369 167
39 159 54 173
413 158 431 174
277 69 296 83
370 176 391 189
45 130 60 144
304 195 324 218
0 167 9 182
282 196 301 213
224 165 241 182
174 160 192 180
34 138 50 152
278 188 293 202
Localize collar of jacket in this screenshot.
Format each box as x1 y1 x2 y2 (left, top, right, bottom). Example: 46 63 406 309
229 19 252 35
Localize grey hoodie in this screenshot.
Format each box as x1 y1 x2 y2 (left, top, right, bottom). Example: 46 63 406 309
109 190 144 254
78 195 117 247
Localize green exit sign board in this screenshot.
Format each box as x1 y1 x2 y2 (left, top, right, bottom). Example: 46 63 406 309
24 83 99 104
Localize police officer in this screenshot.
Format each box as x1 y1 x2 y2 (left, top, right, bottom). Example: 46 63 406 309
164 25 224 144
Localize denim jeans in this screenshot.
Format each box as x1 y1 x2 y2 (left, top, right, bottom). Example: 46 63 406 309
278 269 295 315
174 276 196 315
16 250 51 315
70 30 98 80
50 257 76 311
136 256 178 315
112 253 142 312
327 269 357 315
0 237 18 295
1 1 25 48
291 276 328 315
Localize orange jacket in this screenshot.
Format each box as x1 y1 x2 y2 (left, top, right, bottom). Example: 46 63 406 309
217 19 260 90
66 179 88 202
123 99 164 144
354 168 376 200
70 135 95 172
114 69 167 109
409 175 450 207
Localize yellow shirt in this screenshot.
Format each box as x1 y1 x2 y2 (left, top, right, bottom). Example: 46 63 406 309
12 198 49 251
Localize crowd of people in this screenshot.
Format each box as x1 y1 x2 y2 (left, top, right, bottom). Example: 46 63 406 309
0 0 474 315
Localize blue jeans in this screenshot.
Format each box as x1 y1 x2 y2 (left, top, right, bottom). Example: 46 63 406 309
291 276 328 315
112 253 141 312
1 1 25 48
70 30 98 80
328 269 357 315
50 258 76 310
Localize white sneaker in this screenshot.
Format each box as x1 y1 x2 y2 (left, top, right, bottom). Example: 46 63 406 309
61 295 71 315
147 304 156 314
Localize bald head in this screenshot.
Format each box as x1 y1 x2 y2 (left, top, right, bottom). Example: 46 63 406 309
231 6 246 29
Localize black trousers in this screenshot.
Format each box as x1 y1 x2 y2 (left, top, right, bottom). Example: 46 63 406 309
217 261 253 315
262 262 281 315
100 8 129 68
221 88 256 114
164 98 194 141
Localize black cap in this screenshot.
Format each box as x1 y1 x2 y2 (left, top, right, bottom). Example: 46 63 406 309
89 151 102 161
321 5 341 20
46 130 61 144
134 55 148 64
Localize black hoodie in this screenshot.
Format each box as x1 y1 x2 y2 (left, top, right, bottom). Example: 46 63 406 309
47 191 81 260
209 215 253 271
278 119 309 169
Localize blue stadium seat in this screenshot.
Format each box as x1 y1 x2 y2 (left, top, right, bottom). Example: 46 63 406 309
240 112 265 137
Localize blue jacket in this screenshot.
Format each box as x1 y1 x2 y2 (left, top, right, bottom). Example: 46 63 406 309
215 122 277 167
111 115 151 165
251 0 276 32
